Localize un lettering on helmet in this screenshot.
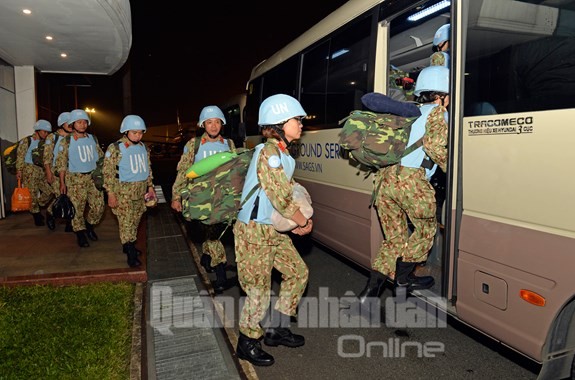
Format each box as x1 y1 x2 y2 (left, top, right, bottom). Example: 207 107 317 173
258 94 307 125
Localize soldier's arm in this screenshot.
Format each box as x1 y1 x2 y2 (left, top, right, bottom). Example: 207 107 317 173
143 144 155 197
423 105 448 173
55 138 69 193
43 135 55 183
171 139 195 202
103 143 120 195
15 138 28 173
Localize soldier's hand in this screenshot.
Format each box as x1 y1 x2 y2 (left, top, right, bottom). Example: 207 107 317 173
292 219 313 236
171 200 182 213
46 171 54 184
108 193 119 208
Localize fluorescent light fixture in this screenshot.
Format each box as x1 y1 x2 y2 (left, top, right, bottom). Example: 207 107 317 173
408 1 450 22
46 36 53 41
331 49 349 59
23 9 31 15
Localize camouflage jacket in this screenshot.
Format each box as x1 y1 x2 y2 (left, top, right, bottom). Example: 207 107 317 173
103 136 154 198
423 105 448 173
15 133 39 172
172 133 236 202
42 130 68 168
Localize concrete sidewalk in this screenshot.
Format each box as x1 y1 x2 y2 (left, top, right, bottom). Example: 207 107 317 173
0 188 246 379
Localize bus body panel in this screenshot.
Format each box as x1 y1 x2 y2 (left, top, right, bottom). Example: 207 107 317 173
457 214 575 362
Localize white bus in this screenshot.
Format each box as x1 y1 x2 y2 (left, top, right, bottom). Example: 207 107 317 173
243 0 575 378
220 93 247 149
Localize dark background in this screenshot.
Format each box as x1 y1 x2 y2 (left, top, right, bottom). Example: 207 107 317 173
38 1 349 145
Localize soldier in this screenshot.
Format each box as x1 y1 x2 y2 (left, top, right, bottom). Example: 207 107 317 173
45 111 74 231
55 109 105 248
103 115 155 268
430 23 450 67
15 119 54 226
355 66 449 306
234 94 313 367
171 105 236 293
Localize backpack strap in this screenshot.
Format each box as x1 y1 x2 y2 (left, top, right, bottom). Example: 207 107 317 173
193 136 201 156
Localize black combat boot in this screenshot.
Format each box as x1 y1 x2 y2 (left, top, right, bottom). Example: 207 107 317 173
122 241 141 256
46 212 56 230
263 309 305 348
76 230 89 247
357 270 387 305
32 212 45 226
236 333 275 367
200 253 215 273
213 263 235 294
85 222 98 241
65 221 73 232
125 242 142 268
395 257 434 291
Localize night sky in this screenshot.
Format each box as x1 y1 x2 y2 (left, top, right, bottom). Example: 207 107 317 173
102 1 349 128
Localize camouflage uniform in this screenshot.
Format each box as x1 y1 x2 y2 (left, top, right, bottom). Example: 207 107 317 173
16 134 53 213
55 134 105 232
103 137 154 244
172 133 236 266
234 139 309 339
372 105 448 279
43 131 69 211
430 51 449 67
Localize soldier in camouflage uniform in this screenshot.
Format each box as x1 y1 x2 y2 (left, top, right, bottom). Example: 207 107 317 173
171 105 236 292
55 109 104 248
430 24 450 67
44 111 73 231
104 115 155 268
234 94 313 367
15 119 54 226
355 66 449 306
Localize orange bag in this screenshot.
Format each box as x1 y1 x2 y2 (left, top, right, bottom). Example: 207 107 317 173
11 179 32 212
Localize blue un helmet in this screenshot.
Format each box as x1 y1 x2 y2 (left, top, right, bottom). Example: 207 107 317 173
68 109 91 126
258 94 306 126
198 106 226 127
414 66 450 96
433 24 450 47
57 112 71 127
34 119 52 132
120 115 146 133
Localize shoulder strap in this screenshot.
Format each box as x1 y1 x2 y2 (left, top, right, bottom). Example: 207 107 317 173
193 136 201 156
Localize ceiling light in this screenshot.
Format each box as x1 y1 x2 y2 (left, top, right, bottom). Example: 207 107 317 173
60 53 67 58
408 1 450 22
46 36 53 41
22 9 31 15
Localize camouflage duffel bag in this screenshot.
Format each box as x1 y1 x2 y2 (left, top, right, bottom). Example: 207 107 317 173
181 149 253 225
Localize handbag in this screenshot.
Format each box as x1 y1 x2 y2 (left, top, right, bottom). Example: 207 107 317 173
11 179 32 212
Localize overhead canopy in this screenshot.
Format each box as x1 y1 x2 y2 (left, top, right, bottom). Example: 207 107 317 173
0 0 132 75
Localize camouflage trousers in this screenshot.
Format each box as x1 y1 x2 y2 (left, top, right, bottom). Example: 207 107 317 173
46 167 62 213
22 163 53 213
234 220 309 339
110 197 145 244
201 223 228 265
65 172 104 232
372 165 437 279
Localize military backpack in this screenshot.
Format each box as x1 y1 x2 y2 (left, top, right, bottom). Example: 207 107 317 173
338 110 422 171
2 136 31 175
31 134 61 167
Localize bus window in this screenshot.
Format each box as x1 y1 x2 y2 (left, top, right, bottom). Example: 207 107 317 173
301 14 372 129
464 0 575 115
